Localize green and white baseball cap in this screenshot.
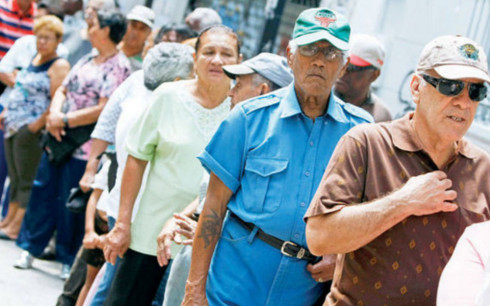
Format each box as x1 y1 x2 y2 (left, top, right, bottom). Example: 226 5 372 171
292 8 350 51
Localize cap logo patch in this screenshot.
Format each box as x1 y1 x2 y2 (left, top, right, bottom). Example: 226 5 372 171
459 44 479 60
315 11 336 28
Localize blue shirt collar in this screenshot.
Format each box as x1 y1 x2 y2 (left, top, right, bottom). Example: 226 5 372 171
280 83 347 123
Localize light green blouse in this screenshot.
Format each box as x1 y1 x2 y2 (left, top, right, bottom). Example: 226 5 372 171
125 80 230 256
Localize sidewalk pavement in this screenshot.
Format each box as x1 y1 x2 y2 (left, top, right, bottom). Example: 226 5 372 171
0 238 63 305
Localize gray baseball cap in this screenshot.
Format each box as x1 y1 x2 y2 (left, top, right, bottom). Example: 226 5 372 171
223 53 293 88
127 5 155 29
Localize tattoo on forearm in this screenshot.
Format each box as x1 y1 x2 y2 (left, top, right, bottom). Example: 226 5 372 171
198 209 222 249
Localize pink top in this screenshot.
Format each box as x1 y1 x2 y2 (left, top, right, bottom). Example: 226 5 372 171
437 221 490 305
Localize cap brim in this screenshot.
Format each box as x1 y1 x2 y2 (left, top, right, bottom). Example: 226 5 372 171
350 54 372 67
222 64 255 79
435 65 490 83
294 31 349 51
126 15 153 28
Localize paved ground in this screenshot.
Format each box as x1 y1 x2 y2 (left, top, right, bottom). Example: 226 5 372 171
0 238 63 306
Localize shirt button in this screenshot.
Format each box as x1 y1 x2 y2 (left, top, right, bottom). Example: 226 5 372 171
309 141 314 146
300 202 306 207
305 171 310 177
294 233 300 239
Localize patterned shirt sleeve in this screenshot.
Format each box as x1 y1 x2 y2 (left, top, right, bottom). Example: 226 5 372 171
305 129 368 220
99 54 131 99
197 106 248 193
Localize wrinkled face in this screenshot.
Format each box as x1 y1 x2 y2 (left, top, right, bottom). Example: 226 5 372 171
87 14 107 46
412 73 481 143
228 74 263 107
288 40 346 99
334 66 379 101
123 20 151 51
36 28 60 56
194 31 239 84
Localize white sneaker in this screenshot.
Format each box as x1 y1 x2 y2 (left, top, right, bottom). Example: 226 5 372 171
60 264 71 280
14 251 34 269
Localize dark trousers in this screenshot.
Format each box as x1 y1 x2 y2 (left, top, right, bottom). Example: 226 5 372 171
16 153 86 265
104 248 169 306
56 247 87 306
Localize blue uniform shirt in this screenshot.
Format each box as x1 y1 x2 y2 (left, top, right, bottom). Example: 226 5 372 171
198 84 373 305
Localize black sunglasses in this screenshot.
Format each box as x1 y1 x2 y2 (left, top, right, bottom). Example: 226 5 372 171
422 74 487 102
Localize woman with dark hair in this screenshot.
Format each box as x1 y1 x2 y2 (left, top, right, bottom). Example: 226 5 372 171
102 25 241 306
14 9 131 280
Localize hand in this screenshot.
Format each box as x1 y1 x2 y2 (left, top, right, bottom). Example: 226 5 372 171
96 234 107 250
182 280 209 306
173 213 197 245
83 231 99 249
396 171 458 216
156 218 177 267
79 171 95 193
306 254 336 283
103 222 131 265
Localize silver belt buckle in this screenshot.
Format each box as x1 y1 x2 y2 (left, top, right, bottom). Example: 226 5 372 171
281 241 306 259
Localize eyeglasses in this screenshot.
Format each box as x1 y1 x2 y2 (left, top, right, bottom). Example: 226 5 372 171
297 44 343 61
36 35 57 43
422 74 487 102
345 64 378 73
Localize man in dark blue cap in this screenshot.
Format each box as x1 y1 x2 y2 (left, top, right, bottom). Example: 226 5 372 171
223 52 293 107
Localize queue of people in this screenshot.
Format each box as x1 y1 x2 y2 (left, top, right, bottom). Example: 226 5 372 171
0 2 489 306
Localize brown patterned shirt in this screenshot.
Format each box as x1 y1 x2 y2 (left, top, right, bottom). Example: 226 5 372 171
305 113 490 305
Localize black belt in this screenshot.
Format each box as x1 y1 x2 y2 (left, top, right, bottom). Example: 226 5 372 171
230 212 318 263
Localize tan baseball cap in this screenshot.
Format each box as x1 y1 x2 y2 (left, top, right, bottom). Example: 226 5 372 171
417 35 490 83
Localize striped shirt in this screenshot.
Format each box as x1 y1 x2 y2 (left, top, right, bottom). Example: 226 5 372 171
0 0 36 59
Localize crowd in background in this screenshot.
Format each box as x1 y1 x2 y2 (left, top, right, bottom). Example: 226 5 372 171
0 1 489 306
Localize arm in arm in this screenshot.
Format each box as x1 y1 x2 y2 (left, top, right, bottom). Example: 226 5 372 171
83 188 103 249
103 155 147 265
182 172 232 306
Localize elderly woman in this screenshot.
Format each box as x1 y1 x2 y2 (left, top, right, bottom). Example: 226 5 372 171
0 15 70 240
102 25 241 305
15 9 131 280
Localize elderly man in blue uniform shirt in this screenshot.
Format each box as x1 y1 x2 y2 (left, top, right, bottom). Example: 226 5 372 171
182 8 373 306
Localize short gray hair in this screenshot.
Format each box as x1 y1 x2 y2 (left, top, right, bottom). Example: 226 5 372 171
143 42 194 90
251 73 280 92
288 39 348 66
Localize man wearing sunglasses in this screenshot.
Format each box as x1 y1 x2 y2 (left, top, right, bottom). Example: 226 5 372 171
183 8 373 306
305 35 490 305
334 34 392 122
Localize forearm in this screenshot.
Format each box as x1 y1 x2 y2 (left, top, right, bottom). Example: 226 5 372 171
186 173 231 291
66 104 105 128
306 192 412 255
49 86 67 113
0 71 16 87
85 139 110 178
181 197 200 218
116 155 148 227
85 189 103 233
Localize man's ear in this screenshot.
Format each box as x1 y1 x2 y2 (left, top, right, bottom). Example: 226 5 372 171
369 69 381 82
286 46 293 67
259 82 271 95
410 74 422 105
237 53 243 64
338 57 350 78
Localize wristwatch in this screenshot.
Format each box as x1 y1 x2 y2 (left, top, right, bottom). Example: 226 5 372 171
62 114 69 127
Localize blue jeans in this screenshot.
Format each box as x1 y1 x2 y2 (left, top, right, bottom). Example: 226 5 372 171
16 153 86 265
90 217 172 306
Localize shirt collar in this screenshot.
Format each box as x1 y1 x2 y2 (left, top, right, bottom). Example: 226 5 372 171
391 113 476 159
280 83 348 123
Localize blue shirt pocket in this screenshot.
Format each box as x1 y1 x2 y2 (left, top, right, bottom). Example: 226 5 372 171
241 157 288 214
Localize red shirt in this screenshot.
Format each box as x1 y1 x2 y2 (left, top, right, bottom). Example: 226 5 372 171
0 0 36 59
